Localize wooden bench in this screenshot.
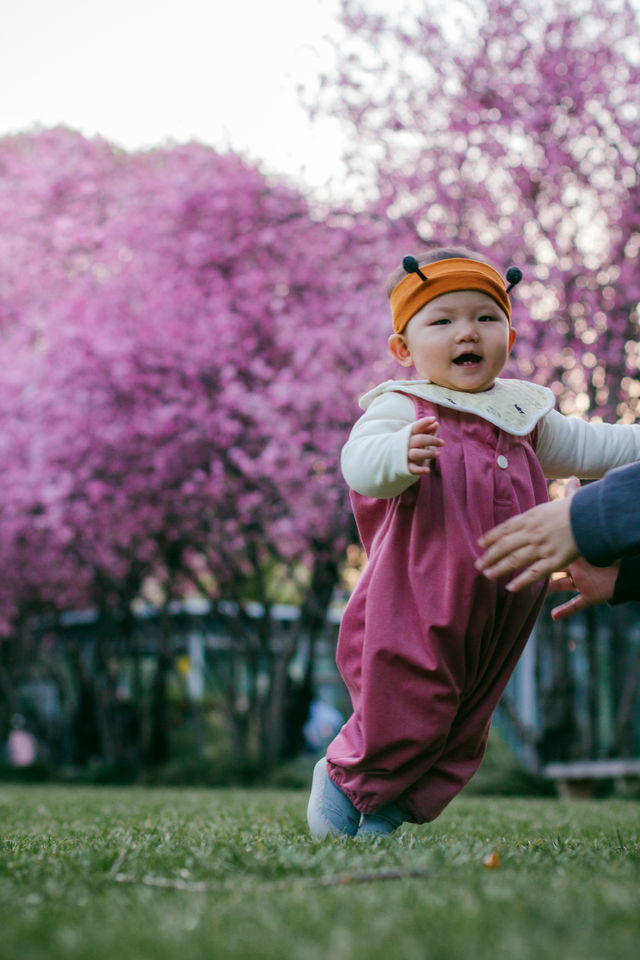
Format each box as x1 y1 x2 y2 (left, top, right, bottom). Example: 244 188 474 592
543 759 640 798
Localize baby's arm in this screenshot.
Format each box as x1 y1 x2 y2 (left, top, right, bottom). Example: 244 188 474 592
341 392 444 497
536 409 640 478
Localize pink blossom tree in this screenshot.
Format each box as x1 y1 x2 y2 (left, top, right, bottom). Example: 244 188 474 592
0 128 399 769
313 0 640 420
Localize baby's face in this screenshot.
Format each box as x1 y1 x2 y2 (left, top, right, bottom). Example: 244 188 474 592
389 290 511 393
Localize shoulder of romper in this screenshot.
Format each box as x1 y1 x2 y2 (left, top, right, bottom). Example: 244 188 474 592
359 379 556 436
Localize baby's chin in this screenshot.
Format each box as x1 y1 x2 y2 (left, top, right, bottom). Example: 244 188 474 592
416 373 497 393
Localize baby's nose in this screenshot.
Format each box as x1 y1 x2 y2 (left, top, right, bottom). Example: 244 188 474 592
456 321 479 340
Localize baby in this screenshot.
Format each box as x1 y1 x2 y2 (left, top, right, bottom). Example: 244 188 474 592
307 246 640 838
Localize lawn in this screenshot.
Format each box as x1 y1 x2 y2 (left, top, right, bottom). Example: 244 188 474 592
1 784 638 960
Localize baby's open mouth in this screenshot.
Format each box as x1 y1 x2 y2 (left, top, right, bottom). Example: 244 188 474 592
453 353 482 365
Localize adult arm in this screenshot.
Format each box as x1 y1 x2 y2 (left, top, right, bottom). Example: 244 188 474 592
477 460 640 596
475 486 579 588
570 460 640 565
611 555 640 603
476 416 640 588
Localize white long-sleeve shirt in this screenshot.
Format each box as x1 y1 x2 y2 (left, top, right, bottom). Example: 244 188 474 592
342 379 640 499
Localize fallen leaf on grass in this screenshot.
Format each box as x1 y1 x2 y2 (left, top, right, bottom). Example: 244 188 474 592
482 850 500 869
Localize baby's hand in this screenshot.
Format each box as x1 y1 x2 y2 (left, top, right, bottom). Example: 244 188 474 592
407 416 444 475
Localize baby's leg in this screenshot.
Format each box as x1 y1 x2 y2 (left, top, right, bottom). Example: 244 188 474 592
400 588 546 823
327 684 459 816
400 716 491 823
307 756 360 837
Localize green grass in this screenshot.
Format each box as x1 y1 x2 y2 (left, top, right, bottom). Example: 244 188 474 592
1 785 639 960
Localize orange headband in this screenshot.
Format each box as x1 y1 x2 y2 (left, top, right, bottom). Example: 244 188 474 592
390 258 513 335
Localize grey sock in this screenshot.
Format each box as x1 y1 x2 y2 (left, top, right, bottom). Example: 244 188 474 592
357 802 404 837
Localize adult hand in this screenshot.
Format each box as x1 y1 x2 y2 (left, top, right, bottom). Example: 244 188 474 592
548 559 621 620
407 416 444 475
475 477 581 591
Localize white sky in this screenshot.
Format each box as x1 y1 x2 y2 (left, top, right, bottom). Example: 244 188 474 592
0 0 360 190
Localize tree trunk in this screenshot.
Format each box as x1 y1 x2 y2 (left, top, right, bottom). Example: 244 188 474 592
148 652 170 765
69 645 101 765
261 650 289 765
585 607 599 758
536 609 577 763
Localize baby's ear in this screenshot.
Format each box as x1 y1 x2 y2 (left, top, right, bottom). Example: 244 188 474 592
388 333 413 367
508 328 517 352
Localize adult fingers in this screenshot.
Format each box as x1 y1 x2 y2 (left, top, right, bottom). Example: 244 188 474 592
477 514 530 552
551 593 587 621
475 535 538 578
504 565 551 592
565 475 580 498
547 575 574 594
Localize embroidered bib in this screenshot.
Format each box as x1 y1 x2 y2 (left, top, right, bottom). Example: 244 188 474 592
359 378 555 437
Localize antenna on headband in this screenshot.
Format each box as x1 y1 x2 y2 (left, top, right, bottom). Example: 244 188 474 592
402 255 428 282
505 267 523 293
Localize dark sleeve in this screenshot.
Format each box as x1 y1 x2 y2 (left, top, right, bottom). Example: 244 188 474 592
611 556 640 605
570 461 640 567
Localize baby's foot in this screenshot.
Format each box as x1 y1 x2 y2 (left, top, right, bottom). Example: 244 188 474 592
356 802 404 838
306 757 360 837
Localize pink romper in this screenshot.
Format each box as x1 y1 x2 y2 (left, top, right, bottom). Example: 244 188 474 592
326 396 549 824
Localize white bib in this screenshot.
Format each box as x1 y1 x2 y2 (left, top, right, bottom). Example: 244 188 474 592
360 378 555 437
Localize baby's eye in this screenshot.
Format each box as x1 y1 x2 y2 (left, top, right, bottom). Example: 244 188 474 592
430 317 450 325
478 314 498 322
